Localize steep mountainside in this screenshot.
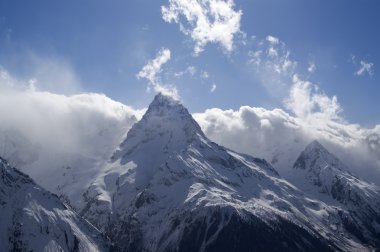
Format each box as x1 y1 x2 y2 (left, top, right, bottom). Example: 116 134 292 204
81 94 373 251
0 157 110 252
291 140 380 248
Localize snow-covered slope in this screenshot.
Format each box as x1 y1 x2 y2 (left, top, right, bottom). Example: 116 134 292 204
0 156 110 251
81 94 375 251
291 140 380 248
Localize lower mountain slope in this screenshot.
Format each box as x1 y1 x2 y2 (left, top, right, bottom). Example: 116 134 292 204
0 157 110 252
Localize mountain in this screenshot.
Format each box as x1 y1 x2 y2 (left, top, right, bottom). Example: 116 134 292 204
0 156 110 251
80 94 372 251
291 140 380 248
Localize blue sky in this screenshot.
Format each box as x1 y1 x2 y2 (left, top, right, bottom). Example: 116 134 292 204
0 0 379 126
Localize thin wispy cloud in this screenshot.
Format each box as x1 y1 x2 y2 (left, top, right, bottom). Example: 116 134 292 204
210 83 217 92
350 54 374 77
174 66 197 78
1 54 82 95
356 60 374 77
308 61 316 73
136 48 179 99
248 35 297 98
266 35 279 45
161 0 243 55
248 35 343 124
200 71 209 79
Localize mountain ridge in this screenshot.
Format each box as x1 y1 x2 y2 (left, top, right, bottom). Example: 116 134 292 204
80 93 373 251
290 140 380 248
3 93 379 251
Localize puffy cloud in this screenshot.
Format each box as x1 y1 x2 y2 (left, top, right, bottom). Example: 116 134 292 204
137 48 179 99
193 106 380 185
0 88 143 167
238 36 380 184
0 66 143 206
356 60 374 77
161 0 242 54
285 75 342 121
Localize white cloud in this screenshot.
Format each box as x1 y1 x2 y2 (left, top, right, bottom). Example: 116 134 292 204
193 105 380 186
136 48 179 99
210 83 217 92
1 55 81 95
137 48 171 84
248 36 342 124
161 0 242 54
285 75 342 121
350 54 356 64
248 37 297 98
2 59 380 200
0 67 22 90
308 61 316 73
0 67 144 205
355 60 374 77
28 54 82 94
174 66 197 78
201 71 209 79
266 35 279 45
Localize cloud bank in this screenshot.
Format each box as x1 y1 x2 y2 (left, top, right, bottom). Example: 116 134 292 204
1 62 380 190
162 0 242 54
193 105 380 185
0 67 143 203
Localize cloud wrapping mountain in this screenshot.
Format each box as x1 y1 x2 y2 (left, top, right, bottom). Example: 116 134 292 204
0 70 144 206
1 65 380 190
193 105 380 185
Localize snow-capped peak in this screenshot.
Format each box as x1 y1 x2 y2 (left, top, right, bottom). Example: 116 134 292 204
291 141 380 204
112 93 206 162
293 140 347 172
142 93 204 137
81 99 380 251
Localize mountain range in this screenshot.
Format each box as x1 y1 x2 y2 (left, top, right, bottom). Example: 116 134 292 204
1 93 379 251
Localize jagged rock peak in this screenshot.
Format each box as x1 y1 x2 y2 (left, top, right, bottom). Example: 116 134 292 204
143 93 196 124
293 140 347 172
304 140 329 154
114 93 206 160
130 93 205 138
148 92 180 109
